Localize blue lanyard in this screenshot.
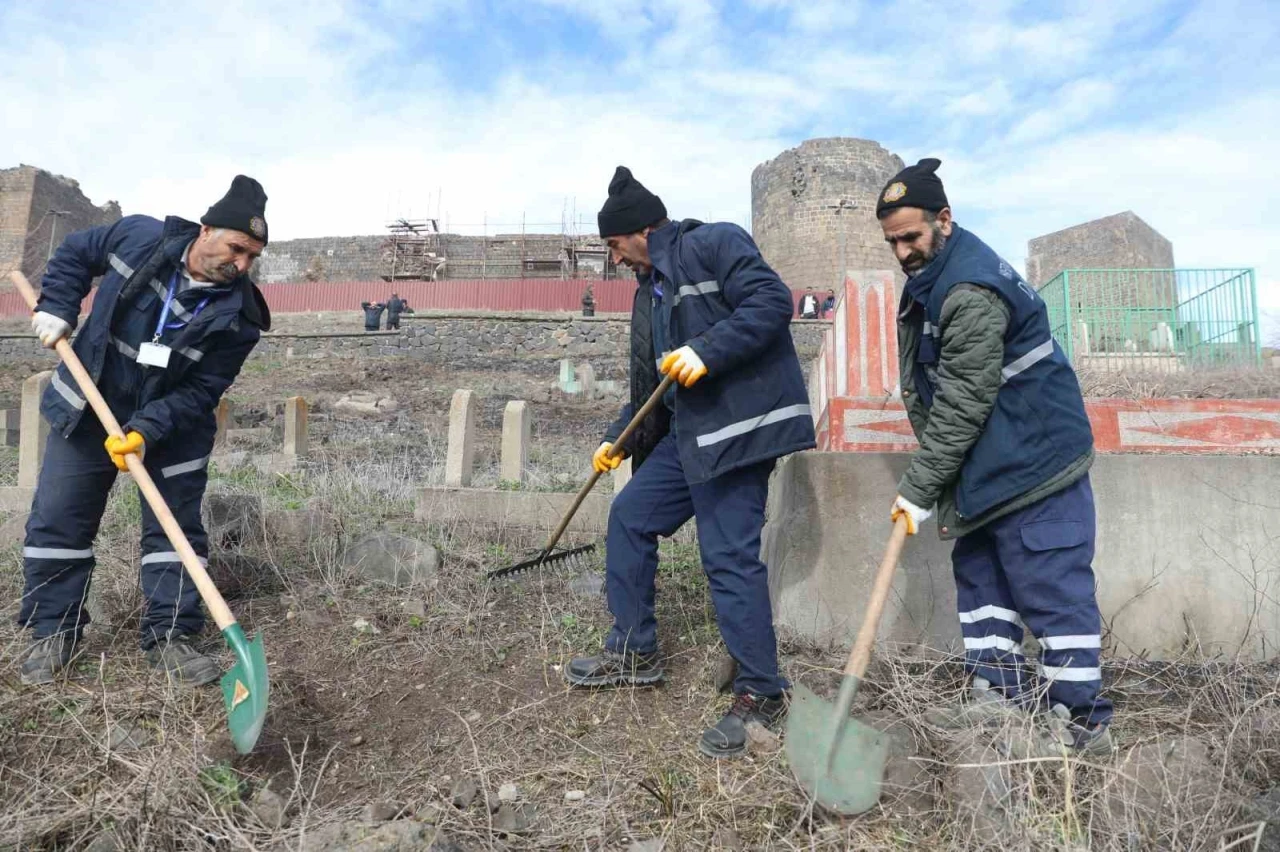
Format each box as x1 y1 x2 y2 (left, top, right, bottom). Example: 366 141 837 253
153 270 211 343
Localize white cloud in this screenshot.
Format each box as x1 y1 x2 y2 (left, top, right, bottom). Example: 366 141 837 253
0 0 1275 344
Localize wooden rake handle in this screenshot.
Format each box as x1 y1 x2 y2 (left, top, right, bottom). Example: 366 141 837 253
540 374 676 553
9 271 238 631
844 514 911 679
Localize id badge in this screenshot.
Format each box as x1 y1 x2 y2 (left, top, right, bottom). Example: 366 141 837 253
137 342 171 368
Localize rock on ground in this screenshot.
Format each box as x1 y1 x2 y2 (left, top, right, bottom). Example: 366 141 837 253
943 729 1013 846
1106 736 1221 838
335 392 399 416
300 820 464 852
248 786 287 829
341 533 440 588
859 711 934 817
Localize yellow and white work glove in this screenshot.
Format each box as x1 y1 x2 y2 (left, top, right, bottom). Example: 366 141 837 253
31 311 71 349
660 345 708 388
104 431 146 472
592 441 625 474
891 495 932 535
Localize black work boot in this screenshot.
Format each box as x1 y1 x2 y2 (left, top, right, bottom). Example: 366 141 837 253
20 634 78 685
565 649 665 687
699 692 788 759
145 637 221 687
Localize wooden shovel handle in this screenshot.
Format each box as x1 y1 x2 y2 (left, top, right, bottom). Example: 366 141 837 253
540 374 675 553
844 515 910 679
9 271 237 630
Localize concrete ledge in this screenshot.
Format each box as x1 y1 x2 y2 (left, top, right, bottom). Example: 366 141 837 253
823 397 1280 454
415 487 611 533
0 486 34 513
763 452 1280 661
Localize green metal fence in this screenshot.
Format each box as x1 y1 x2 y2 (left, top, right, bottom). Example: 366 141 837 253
1037 268 1260 371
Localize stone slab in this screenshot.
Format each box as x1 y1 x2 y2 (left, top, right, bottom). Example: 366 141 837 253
762 451 1280 661
284 396 309 457
444 389 477 487
18 372 51 488
820 397 1280 454
415 487 611 533
0 486 35 514
500 400 531 484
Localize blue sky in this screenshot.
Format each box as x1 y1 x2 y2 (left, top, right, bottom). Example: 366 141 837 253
2 0 1277 329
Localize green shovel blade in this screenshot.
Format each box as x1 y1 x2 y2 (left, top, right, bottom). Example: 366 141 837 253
218 624 270 754
785 680 888 816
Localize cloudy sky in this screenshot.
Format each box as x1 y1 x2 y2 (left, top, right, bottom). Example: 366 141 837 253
2 0 1276 327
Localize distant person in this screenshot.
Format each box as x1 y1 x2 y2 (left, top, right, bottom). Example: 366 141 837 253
798 288 819 319
386 293 406 330
360 300 386 332
878 158 1112 757
566 166 814 760
821 289 836 318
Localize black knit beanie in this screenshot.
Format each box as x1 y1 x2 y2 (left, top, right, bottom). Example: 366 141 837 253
876 158 949 218
597 166 667 238
201 175 269 243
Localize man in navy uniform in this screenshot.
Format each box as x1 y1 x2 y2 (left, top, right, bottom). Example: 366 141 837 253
565 167 815 758
19 176 272 687
880 158 1113 756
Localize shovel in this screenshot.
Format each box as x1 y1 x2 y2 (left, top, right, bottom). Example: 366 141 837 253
786 514 910 815
10 271 269 754
487 375 675 580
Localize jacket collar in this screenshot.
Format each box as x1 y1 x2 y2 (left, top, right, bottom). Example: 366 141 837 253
645 218 703 284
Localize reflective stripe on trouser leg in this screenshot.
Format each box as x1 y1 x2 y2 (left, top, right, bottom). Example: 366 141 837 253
603 434 694 656
988 476 1112 727
688 456 784 697
136 445 213 649
19 422 118 638
951 529 1027 698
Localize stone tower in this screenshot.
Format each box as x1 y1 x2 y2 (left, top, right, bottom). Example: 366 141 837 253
751 138 904 294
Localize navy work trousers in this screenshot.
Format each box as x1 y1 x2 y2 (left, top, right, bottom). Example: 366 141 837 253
604 432 784 697
951 475 1113 727
19 417 211 650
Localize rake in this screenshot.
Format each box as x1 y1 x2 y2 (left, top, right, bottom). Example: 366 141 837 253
486 375 674 580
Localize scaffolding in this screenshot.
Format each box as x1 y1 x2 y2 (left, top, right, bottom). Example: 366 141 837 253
380 218 445 281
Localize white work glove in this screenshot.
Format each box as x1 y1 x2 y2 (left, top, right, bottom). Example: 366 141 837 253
31 311 71 349
891 495 933 536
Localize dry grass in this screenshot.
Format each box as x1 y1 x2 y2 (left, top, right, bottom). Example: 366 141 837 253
1078 367 1280 400
0 354 1278 850
2 445 1278 851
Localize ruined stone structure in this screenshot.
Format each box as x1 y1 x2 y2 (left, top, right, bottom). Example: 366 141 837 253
751 138 904 293
0 165 122 284
1026 211 1175 287
255 232 617 284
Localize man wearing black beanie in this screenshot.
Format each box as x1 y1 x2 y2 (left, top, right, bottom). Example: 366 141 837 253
18 176 272 690
565 166 816 760
878 159 1114 757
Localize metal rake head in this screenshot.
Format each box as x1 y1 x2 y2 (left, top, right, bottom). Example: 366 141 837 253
486 543 598 581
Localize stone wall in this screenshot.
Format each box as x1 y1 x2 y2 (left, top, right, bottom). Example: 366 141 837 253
0 165 122 284
0 313 829 366
254 235 385 284
751 138 904 295
1026 211 1175 287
